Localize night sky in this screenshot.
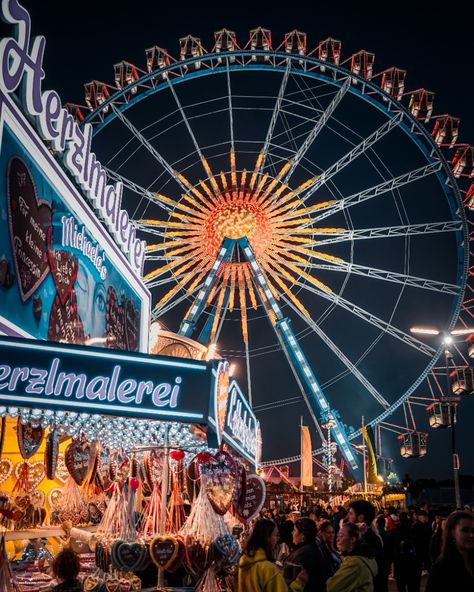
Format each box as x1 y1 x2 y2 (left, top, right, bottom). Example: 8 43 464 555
2 0 473 481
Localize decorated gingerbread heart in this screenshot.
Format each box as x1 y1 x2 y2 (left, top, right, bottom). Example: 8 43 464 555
47 248 78 306
124 297 140 352
214 533 240 564
14 460 45 491
55 453 69 483
7 156 52 301
112 540 149 572
0 458 13 485
65 440 92 486
44 429 59 480
149 535 179 570
202 450 238 515
17 419 44 459
236 473 266 523
106 287 126 349
48 289 86 345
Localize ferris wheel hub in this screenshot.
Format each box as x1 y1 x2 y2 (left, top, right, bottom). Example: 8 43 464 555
214 204 257 240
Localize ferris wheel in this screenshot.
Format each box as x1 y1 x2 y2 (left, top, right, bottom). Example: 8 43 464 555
68 28 472 470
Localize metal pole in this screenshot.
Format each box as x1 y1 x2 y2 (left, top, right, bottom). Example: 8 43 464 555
362 416 367 496
157 425 170 588
445 348 462 509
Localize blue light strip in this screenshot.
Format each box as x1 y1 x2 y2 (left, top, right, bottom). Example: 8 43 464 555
0 339 206 371
178 238 235 338
238 238 359 471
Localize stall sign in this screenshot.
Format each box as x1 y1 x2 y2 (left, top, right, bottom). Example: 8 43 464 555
222 379 260 466
0 337 212 424
0 0 146 275
0 79 149 350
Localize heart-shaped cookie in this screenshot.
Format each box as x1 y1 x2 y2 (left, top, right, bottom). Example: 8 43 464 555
83 575 102 592
119 578 131 592
124 297 140 352
202 450 238 515
55 454 69 483
47 487 63 510
105 575 120 592
236 473 266 523
214 533 240 564
112 540 149 572
106 287 126 349
44 429 59 480
166 537 186 573
17 419 44 459
14 460 45 491
65 440 92 486
47 248 78 306
0 458 13 485
48 289 86 345
149 535 179 570
7 156 52 301
30 489 45 509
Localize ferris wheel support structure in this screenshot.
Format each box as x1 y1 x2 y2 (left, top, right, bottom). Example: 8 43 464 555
177 235 361 475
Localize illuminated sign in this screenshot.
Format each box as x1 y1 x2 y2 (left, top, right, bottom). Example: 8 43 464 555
0 337 212 422
0 0 146 275
222 379 260 466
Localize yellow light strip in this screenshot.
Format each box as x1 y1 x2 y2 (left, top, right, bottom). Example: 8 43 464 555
237 266 248 345
143 252 195 282
256 160 292 205
239 169 247 201
230 149 237 191
272 217 313 228
187 263 212 293
278 200 338 219
248 151 263 193
199 180 221 207
272 253 332 293
243 264 258 310
210 269 231 341
153 262 202 311
228 265 237 312
265 259 311 318
180 192 211 214
201 156 220 195
166 243 202 258
153 193 208 219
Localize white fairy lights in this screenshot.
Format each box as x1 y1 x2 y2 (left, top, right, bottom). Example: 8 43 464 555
0 406 210 453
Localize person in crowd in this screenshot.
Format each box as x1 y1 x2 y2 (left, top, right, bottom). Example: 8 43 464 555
392 511 420 592
51 548 82 592
429 512 446 565
276 517 295 562
326 522 378 592
236 519 308 592
318 519 342 580
346 500 384 592
411 509 432 575
374 515 393 592
283 517 326 592
426 510 474 592
332 505 346 534
383 508 396 531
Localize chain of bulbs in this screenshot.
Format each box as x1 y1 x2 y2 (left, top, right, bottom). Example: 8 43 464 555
0 406 210 454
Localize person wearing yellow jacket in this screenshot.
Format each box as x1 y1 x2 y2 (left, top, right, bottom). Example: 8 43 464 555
327 522 378 592
236 519 308 592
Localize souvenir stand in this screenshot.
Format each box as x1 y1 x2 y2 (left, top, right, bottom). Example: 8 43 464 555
0 3 265 590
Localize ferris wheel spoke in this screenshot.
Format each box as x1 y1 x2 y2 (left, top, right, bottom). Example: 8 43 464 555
281 294 390 408
282 77 351 184
311 221 462 246
308 161 443 225
292 279 436 356
226 63 235 154
151 281 203 320
298 260 461 295
260 61 291 173
104 167 174 214
294 112 404 205
111 104 190 194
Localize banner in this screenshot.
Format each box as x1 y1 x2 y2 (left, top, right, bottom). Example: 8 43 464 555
300 425 313 487
362 425 379 484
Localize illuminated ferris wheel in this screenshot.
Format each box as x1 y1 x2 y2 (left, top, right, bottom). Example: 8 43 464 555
69 28 473 469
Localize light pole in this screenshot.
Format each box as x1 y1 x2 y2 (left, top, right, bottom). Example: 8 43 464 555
410 326 474 509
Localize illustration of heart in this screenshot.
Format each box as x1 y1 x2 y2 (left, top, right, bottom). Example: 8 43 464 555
7 157 52 301
149 535 179 570
236 473 266 523
214 534 240 564
47 248 78 306
105 576 119 592
65 441 91 486
14 461 45 490
106 287 126 349
16 419 45 459
203 450 238 515
48 289 86 345
0 459 13 485
55 454 69 483
124 297 140 351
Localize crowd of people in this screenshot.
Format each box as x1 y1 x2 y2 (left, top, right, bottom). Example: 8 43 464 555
236 500 474 592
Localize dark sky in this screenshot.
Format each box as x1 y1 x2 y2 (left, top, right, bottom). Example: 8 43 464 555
2 0 473 481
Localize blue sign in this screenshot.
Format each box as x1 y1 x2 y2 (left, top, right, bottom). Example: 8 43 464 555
0 336 212 424
0 91 150 350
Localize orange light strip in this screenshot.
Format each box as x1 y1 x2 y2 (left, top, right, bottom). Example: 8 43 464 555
230 149 237 191
237 266 248 344
153 193 208 219
243 264 258 309
228 266 237 312
201 156 220 195
256 160 292 205
248 151 264 193
198 180 221 207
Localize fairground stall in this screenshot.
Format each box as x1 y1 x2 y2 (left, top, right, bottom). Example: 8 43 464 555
0 3 264 590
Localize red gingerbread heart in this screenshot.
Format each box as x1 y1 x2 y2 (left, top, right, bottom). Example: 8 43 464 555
47 248 78 306
7 157 52 301
106 287 126 349
48 289 86 344
202 450 238 515
236 473 266 523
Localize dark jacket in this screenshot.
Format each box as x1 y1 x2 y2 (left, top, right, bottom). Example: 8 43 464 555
426 556 474 592
319 539 341 581
283 541 326 592
52 581 82 592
